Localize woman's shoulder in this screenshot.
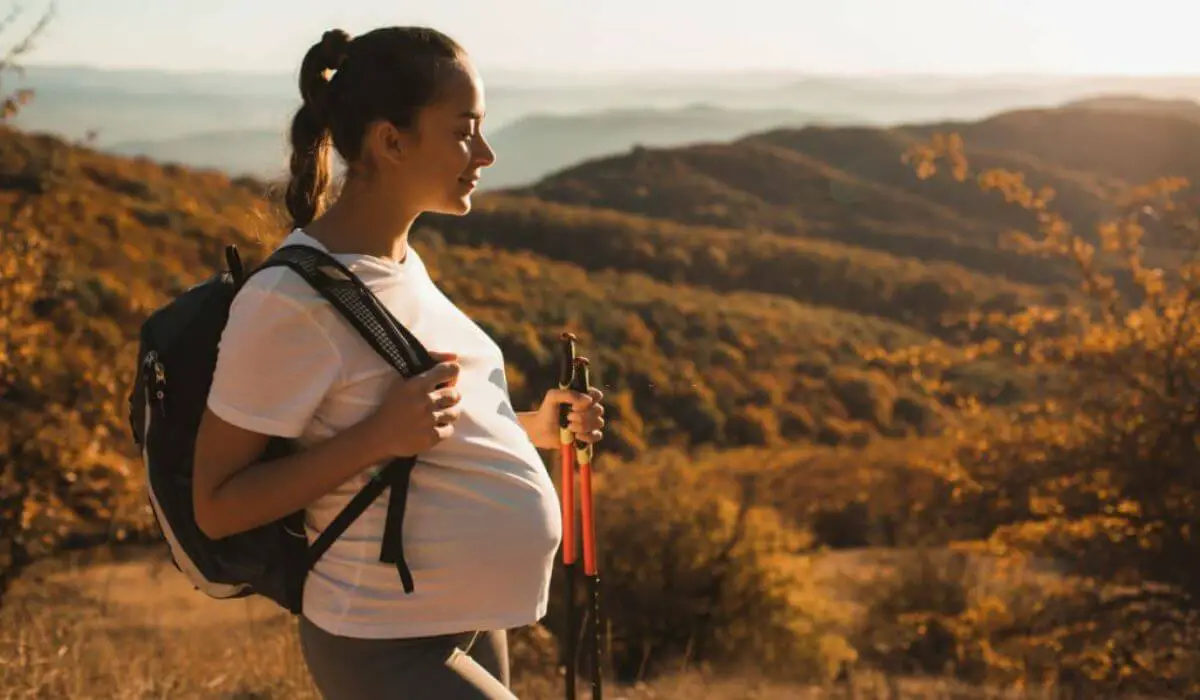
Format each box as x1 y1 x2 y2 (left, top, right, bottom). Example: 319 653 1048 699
235 260 328 314
220 265 340 356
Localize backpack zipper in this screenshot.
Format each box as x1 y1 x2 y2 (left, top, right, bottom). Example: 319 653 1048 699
144 350 168 418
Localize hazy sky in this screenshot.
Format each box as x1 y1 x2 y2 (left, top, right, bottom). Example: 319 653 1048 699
16 0 1200 77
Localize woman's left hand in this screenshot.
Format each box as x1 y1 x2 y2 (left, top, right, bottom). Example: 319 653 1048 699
523 387 605 450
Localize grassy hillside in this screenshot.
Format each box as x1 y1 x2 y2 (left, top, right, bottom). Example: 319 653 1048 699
923 106 1200 187
745 126 1120 242
0 128 289 574
427 193 1044 338
511 136 1080 288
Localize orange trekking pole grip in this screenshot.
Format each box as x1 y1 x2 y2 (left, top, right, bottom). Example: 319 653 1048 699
569 356 603 700
557 332 579 700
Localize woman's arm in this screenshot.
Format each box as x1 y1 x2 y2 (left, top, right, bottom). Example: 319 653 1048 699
193 408 391 539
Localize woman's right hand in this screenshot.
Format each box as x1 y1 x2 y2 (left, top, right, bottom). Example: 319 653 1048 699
369 351 463 457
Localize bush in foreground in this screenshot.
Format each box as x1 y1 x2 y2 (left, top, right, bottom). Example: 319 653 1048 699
547 448 855 685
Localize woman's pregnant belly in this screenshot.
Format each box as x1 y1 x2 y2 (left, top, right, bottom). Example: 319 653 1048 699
300 360 563 638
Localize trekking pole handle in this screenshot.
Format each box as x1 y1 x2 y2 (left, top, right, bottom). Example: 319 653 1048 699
558 332 578 436
569 357 594 459
558 332 577 387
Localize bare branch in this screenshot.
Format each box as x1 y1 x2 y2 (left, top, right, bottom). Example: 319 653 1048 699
0 5 26 47
0 1 56 117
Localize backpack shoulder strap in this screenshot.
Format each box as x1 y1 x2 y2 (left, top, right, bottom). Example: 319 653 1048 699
240 243 431 591
250 243 434 377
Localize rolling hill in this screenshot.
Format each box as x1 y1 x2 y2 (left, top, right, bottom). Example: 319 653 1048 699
480 104 842 189
469 98 1200 294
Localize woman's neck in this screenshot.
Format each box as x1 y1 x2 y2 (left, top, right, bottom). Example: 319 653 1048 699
301 180 420 263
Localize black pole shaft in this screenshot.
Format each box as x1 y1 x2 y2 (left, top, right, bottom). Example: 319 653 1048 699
589 574 603 699
565 560 577 700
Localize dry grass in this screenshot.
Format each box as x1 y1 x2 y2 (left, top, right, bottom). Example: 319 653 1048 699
610 672 1056 700
1 547 319 699
0 545 1094 700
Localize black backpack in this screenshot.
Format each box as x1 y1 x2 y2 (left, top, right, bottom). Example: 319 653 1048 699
128 242 434 614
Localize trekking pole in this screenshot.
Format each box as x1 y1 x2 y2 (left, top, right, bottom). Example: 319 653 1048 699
557 332 579 700
569 356 603 700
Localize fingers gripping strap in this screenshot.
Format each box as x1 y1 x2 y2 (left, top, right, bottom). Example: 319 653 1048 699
252 244 433 591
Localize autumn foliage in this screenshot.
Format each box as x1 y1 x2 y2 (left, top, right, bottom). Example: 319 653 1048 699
853 134 1200 696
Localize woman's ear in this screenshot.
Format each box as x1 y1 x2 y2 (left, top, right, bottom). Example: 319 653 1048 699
362 120 408 168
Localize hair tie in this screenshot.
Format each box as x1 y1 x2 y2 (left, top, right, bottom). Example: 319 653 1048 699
320 29 351 71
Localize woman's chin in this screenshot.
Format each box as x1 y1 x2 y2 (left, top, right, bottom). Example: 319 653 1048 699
429 196 473 217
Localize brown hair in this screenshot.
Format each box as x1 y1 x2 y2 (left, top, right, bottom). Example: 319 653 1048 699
284 27 466 229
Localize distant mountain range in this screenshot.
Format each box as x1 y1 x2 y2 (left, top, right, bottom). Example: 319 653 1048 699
106 128 290 179
11 64 1200 185
103 104 850 187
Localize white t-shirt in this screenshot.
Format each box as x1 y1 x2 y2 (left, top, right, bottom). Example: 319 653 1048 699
206 229 563 639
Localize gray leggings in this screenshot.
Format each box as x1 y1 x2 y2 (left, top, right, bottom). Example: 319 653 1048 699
298 616 517 699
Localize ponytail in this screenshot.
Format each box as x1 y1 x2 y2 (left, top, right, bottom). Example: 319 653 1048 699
285 29 350 229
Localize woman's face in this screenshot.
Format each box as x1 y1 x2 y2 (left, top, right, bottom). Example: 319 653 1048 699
383 59 497 216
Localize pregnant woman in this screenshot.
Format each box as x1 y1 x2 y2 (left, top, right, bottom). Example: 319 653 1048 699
191 26 606 699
